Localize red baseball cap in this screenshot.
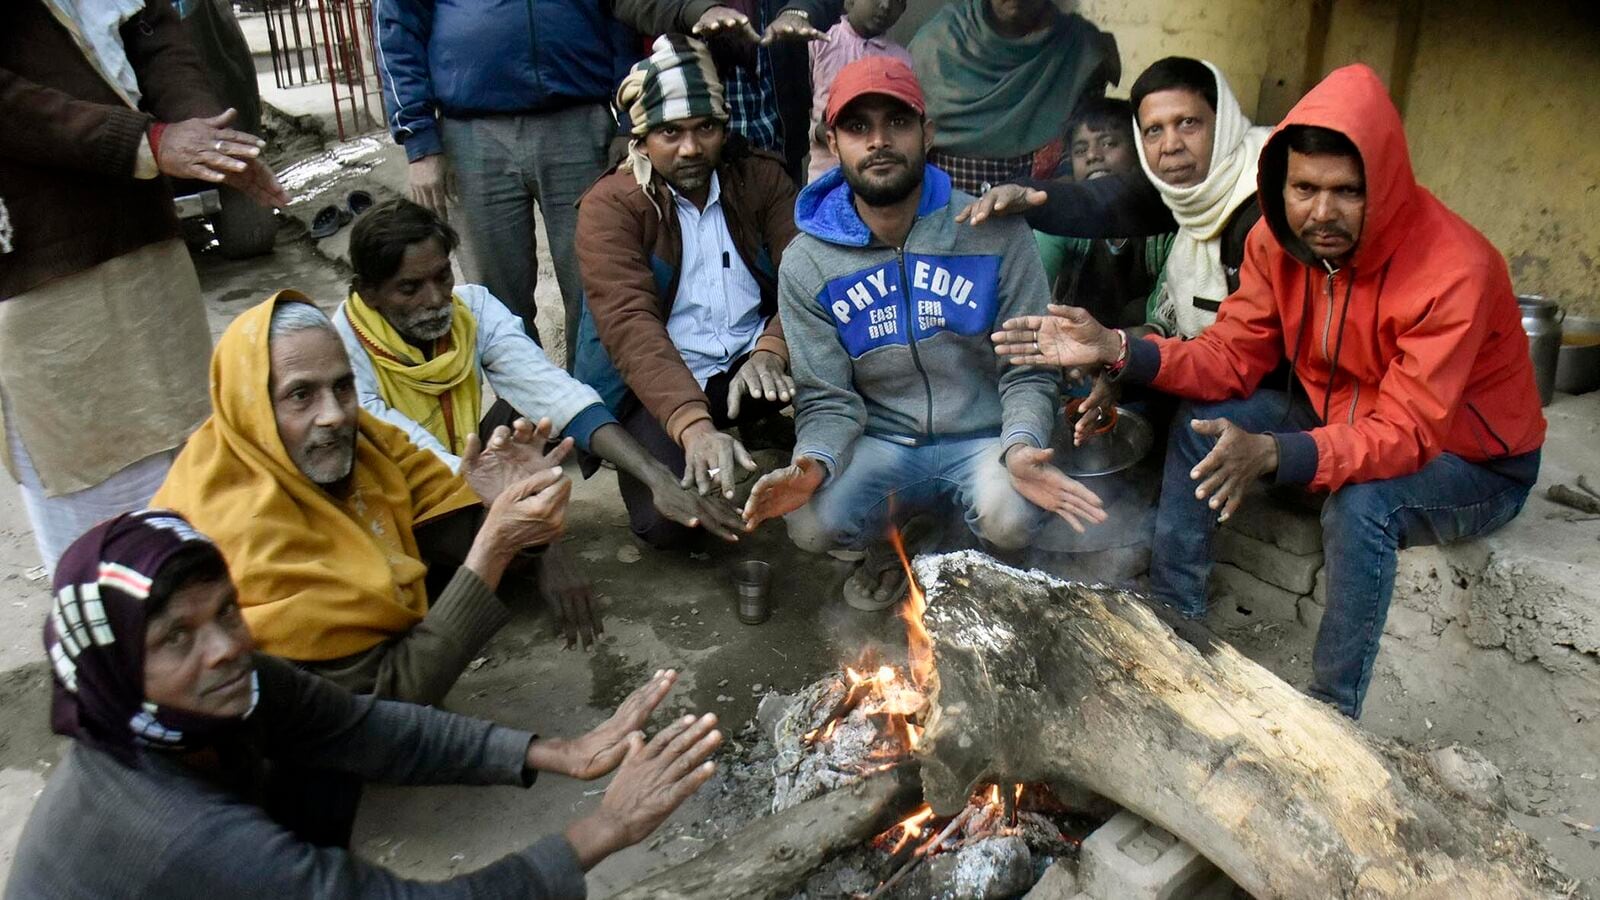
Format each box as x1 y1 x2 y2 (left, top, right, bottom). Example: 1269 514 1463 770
824 56 925 127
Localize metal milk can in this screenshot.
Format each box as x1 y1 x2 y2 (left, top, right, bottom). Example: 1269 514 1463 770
1519 294 1563 407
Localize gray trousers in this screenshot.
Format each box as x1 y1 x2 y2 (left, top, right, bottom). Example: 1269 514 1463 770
439 103 613 368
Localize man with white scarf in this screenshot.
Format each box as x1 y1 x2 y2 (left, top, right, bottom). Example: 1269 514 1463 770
960 56 1269 340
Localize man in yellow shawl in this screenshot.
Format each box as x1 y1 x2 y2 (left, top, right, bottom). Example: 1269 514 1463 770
154 292 574 704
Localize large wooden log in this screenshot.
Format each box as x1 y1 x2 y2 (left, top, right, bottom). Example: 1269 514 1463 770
608 766 921 900
912 551 1564 899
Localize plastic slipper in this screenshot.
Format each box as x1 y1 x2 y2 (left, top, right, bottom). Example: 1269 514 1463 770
347 189 374 217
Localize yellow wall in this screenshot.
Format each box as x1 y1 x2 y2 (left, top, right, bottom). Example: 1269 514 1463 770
893 0 1600 313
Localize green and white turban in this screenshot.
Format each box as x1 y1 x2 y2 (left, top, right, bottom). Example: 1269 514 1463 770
615 34 727 191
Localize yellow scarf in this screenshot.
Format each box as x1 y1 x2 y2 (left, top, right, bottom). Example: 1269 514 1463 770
153 291 481 661
343 290 482 455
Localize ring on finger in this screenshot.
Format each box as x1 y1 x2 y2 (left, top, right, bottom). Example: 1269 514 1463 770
215 139 225 151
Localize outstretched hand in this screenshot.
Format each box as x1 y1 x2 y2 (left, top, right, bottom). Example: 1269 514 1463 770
1005 446 1107 533
528 669 678 780
993 304 1121 369
681 422 756 501
563 712 723 870
461 417 574 505
727 349 794 419
1188 418 1279 522
954 183 1047 226
742 456 825 530
650 478 746 542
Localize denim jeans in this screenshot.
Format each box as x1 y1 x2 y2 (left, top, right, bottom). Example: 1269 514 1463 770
786 434 1050 553
438 103 613 367
1150 389 1537 717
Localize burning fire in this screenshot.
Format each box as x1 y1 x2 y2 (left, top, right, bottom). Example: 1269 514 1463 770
886 525 935 688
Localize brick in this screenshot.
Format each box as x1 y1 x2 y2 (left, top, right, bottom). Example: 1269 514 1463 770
1224 498 1324 556
1209 563 1300 625
1298 596 1326 634
1215 528 1323 595
1079 810 1230 900
1022 860 1079 899
1314 547 1460 619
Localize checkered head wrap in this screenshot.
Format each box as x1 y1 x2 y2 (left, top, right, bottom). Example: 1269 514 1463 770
615 34 727 192
46 510 258 766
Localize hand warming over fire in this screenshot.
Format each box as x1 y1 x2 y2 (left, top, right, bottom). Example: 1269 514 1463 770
525 669 678 779
1004 446 1107 533
991 305 1122 370
1188 418 1280 522
563 711 723 870
742 456 826 530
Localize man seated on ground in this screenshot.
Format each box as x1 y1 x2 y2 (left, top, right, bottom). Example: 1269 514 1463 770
155 293 585 703
741 57 1105 610
963 56 1269 340
993 65 1546 718
335 198 746 612
576 35 800 550
8 510 721 898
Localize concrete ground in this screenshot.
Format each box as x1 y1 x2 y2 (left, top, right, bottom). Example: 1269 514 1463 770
1 110 1597 891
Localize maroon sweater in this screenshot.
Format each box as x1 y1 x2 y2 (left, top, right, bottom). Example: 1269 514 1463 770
0 0 220 300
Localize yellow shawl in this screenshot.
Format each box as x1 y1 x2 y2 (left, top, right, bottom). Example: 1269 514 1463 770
343 289 482 455
152 291 481 661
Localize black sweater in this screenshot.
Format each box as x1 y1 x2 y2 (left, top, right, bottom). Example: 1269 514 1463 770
6 656 586 899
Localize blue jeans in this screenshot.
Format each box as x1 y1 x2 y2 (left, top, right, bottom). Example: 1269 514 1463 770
1151 390 1537 717
786 434 1050 553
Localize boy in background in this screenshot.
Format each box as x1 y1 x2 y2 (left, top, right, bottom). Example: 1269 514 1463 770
806 0 911 182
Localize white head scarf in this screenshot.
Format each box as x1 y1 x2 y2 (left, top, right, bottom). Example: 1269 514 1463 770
1140 60 1273 338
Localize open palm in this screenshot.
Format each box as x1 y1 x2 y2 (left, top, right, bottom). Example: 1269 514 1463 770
461 417 573 505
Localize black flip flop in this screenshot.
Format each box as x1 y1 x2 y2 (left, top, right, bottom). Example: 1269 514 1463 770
347 189 374 217
309 204 352 239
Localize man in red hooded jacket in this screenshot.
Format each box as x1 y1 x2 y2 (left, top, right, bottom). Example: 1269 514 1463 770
992 64 1545 718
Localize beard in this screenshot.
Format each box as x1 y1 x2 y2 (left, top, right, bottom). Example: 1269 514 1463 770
397 306 453 343
663 161 713 196
291 424 357 486
842 147 925 207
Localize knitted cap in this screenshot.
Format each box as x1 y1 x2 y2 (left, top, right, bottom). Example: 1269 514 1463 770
616 34 727 137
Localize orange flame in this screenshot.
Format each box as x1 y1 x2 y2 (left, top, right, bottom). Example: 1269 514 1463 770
885 804 935 853
886 525 935 688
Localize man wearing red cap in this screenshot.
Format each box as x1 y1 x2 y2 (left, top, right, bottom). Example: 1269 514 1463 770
742 57 1104 609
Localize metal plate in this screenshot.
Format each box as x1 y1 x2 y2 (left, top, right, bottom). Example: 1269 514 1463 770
1050 405 1155 478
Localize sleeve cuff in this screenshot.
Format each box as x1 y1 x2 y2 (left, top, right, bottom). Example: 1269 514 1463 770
561 403 618 454
1113 334 1161 385
754 334 789 365
796 448 837 487
487 727 539 787
1272 431 1318 484
666 401 713 446
1000 430 1045 464
518 834 590 899
401 128 444 163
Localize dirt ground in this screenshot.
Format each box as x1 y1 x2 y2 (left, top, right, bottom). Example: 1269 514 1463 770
1 233 1597 898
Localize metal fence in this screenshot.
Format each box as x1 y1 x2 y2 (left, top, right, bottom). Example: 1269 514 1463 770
262 0 382 141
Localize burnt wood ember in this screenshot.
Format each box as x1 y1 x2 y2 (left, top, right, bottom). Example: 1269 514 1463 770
911 551 1566 899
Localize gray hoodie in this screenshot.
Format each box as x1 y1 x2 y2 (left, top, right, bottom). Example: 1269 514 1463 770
780 164 1059 476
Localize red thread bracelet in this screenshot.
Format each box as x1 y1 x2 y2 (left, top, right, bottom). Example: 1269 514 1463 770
1106 328 1130 375
148 122 168 167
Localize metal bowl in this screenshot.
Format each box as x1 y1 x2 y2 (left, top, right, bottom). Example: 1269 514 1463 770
1051 405 1154 478
1556 315 1600 396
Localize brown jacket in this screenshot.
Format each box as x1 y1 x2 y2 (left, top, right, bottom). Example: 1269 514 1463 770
577 145 799 443
0 0 219 300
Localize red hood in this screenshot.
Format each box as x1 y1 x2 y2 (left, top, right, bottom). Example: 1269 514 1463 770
1258 64 1418 271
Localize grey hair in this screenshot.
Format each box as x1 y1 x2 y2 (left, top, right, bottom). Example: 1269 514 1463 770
268 300 336 342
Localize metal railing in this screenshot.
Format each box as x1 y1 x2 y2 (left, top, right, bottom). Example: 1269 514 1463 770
262 0 382 141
